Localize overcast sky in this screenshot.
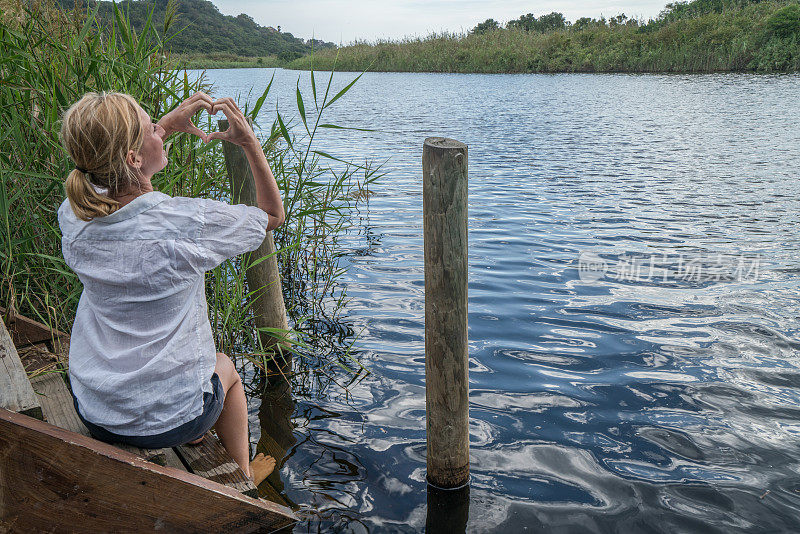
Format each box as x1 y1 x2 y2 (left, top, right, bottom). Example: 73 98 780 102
210 1 669 44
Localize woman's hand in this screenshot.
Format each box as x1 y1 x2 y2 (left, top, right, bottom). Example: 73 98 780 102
206 98 259 148
157 92 214 142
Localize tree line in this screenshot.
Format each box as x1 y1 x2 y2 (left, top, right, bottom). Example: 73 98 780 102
472 0 799 36
55 0 335 60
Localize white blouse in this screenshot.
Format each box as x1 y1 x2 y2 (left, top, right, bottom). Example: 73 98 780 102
58 191 271 435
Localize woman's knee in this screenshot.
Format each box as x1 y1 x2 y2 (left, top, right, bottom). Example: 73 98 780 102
214 352 241 392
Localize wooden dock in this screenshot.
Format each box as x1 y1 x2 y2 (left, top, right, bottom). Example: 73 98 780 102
0 310 297 533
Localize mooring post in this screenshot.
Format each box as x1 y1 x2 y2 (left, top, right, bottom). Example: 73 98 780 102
423 136 469 489
219 119 290 368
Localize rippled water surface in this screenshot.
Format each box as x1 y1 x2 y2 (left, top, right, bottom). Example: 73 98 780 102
194 69 800 532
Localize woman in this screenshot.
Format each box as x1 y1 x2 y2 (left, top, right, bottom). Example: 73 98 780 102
57 91 283 486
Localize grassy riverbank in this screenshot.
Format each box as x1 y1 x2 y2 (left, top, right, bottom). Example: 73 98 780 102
288 0 800 73
174 53 284 69
1 1 376 377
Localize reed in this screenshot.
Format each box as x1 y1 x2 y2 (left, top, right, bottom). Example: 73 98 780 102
287 0 800 73
0 0 378 384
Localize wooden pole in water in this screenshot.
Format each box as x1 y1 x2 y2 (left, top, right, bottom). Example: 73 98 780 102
219 119 290 369
423 136 469 489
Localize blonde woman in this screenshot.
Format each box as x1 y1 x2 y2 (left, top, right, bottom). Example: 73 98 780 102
57 91 284 486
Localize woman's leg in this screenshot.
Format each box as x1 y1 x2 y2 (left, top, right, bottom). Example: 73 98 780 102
213 352 275 484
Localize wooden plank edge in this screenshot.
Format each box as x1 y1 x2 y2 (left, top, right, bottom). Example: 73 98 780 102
30 373 178 469
1 307 69 351
175 435 260 499
116 444 168 466
18 405 44 421
0 408 297 525
0 319 44 419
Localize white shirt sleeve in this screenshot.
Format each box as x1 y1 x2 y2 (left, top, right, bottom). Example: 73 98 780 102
186 198 272 273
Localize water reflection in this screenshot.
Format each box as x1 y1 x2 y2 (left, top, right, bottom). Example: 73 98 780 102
193 69 800 532
256 377 297 507
426 484 470 534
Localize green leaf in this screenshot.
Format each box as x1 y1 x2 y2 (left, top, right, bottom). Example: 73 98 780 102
113 2 132 52
296 78 308 134
276 111 292 148
323 71 363 109
311 68 318 109
53 82 66 108
312 150 371 170
136 6 155 57
76 2 102 47
250 71 274 120
318 123 375 132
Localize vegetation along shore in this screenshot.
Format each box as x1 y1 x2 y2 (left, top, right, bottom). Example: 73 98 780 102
289 0 800 73
34 0 800 72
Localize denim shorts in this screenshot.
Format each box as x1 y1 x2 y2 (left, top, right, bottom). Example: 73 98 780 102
71 373 226 449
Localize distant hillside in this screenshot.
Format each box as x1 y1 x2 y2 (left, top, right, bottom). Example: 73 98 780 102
56 0 334 60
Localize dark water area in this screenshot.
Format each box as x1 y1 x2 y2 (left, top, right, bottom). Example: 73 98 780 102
192 69 800 532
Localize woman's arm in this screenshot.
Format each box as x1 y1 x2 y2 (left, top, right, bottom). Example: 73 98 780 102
207 98 285 231
240 136 285 231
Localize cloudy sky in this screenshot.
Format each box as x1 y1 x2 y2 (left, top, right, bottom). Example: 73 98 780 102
210 1 669 44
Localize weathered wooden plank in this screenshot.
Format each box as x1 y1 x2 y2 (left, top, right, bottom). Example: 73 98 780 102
30 372 176 469
1 307 69 350
0 318 42 420
175 433 260 499
115 444 168 466
30 372 89 436
162 447 189 471
0 408 296 533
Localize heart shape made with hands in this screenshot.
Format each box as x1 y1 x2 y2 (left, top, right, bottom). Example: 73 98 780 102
203 99 252 144
208 99 234 117
207 100 236 133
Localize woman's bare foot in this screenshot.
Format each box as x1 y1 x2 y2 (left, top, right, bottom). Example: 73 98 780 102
249 452 276 486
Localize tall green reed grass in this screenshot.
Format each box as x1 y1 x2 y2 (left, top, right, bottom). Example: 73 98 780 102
288 0 800 73
0 0 379 387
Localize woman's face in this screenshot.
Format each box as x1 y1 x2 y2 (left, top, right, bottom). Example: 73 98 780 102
131 104 167 179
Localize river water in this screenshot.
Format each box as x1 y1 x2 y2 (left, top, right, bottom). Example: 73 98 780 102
191 69 800 532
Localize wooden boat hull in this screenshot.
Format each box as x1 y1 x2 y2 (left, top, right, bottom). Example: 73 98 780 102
0 408 296 533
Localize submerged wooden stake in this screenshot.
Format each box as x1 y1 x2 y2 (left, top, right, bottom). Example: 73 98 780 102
423 136 469 489
219 119 290 367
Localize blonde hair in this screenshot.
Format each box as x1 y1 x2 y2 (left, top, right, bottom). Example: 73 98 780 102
59 92 145 221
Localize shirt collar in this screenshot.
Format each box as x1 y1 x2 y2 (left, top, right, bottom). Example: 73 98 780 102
96 191 170 224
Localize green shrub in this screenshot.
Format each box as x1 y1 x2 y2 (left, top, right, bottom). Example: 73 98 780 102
764 4 800 38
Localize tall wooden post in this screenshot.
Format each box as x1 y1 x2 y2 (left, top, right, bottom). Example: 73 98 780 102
423 137 469 489
219 119 290 370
